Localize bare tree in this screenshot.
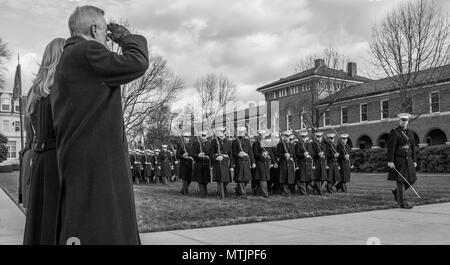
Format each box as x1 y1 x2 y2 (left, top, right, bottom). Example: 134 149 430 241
194 73 236 128
0 38 11 90
123 56 182 142
369 0 450 118
290 47 355 129
106 19 183 143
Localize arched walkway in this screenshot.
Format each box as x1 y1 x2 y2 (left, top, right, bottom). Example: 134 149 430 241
425 128 448 146
377 133 390 148
357 135 373 149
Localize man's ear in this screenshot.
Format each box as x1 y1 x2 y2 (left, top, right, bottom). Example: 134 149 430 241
90 24 97 39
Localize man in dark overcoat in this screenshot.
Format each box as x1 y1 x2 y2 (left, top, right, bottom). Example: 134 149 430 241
158 144 173 184
276 131 296 196
311 132 327 195
210 127 232 199
192 131 211 197
252 130 271 197
387 113 418 209
176 132 194 195
232 127 256 198
324 133 340 193
51 6 148 244
295 130 314 195
336 133 352 192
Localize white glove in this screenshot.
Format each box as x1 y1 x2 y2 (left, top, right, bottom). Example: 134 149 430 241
183 152 189 158
274 163 278 168
304 152 309 157
319 152 324 157
285 153 291 159
198 152 205 158
251 163 256 168
334 153 339 158
345 154 350 159
216 155 223 161
239 151 247 157
388 162 395 169
414 162 417 168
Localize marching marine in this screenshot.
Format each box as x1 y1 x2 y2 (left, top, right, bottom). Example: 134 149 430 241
387 113 418 209
177 132 194 195
232 126 256 198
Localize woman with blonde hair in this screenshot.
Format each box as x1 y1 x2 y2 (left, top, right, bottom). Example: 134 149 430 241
23 37 65 245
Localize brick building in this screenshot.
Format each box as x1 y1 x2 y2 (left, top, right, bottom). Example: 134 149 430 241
0 90 25 164
256 59 450 149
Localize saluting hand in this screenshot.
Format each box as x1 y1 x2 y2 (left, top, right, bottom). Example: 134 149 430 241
107 23 131 44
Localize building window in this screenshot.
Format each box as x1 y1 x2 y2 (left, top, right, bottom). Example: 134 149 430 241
341 107 348 124
14 121 20 132
430 92 440 113
324 109 330 127
381 100 389 119
2 120 10 133
6 141 16 159
360 103 368 122
15 104 20 112
1 98 10 111
286 110 292 130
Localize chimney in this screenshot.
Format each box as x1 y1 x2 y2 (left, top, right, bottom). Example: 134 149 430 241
347 62 357 77
314 59 325 69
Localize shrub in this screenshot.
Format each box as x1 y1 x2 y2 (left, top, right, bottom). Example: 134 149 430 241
11 163 20 171
350 144 450 173
0 165 13 173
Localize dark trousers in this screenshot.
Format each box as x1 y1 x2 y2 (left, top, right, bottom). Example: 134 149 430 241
395 181 414 205
198 183 208 197
281 184 290 196
254 180 269 197
216 182 226 199
296 181 307 195
235 182 247 196
180 180 191 195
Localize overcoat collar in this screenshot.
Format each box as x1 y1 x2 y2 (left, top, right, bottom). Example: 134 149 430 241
64 36 87 49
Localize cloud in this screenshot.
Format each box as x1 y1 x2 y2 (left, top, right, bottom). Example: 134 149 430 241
1 0 449 110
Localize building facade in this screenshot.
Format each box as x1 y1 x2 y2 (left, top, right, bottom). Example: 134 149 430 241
0 91 25 164
257 59 450 149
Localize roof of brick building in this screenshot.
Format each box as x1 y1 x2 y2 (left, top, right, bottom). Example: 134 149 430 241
319 64 450 105
256 65 372 92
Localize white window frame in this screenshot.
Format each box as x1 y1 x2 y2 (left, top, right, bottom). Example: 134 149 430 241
380 99 389 120
286 109 292 130
6 141 16 159
360 103 368 122
323 109 331 127
1 98 10 112
341 106 348 124
430 91 440 113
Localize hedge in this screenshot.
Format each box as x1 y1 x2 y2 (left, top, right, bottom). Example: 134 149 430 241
350 144 450 173
0 165 13 173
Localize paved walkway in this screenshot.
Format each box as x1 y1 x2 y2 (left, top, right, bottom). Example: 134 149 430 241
1 187 449 245
0 187 25 244
140 203 450 245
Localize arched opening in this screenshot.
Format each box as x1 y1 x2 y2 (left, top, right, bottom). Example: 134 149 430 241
425 128 448 146
357 135 373 149
346 138 353 149
377 133 390 148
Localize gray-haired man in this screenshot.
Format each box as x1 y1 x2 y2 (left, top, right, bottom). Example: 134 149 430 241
51 5 149 244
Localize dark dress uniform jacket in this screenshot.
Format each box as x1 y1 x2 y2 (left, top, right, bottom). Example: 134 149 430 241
210 138 231 183
295 141 314 182
232 137 255 182
387 126 417 183
312 141 328 181
176 140 194 182
276 141 296 185
252 140 271 181
192 140 211 184
158 150 173 177
337 142 352 183
51 35 149 245
324 141 340 184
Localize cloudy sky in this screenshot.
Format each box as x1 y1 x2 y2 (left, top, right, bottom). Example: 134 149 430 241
1 0 449 110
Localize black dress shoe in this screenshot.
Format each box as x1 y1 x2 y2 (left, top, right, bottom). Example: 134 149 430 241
392 189 398 202
400 203 413 209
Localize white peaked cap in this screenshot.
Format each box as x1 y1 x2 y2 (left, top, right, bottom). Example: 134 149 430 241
398 113 412 119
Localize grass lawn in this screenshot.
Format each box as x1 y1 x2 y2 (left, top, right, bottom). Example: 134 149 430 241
1 172 450 233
